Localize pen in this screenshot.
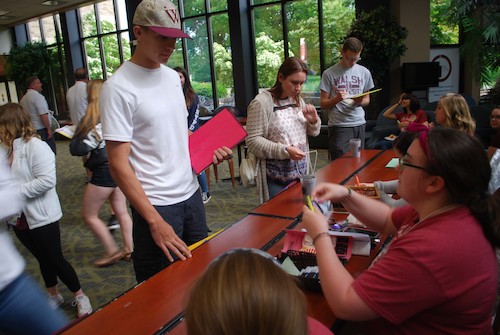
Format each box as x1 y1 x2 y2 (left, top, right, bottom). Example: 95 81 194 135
355 174 361 186
306 195 315 212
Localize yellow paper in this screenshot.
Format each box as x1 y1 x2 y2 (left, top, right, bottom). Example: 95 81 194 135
347 88 382 99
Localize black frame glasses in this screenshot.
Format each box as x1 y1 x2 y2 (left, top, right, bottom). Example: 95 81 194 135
398 157 428 172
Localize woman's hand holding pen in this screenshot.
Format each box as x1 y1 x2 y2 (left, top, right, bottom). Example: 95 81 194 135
286 145 305 161
302 103 318 123
310 182 350 204
302 201 329 240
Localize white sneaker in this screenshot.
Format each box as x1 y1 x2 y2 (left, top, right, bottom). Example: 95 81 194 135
72 294 93 317
47 293 64 309
201 192 211 204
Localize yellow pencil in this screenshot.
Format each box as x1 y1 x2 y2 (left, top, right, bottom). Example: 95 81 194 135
306 195 315 212
188 229 225 251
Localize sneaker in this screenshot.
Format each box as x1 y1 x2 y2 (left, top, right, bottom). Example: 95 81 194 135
72 294 93 317
47 293 64 309
201 192 211 204
107 215 120 230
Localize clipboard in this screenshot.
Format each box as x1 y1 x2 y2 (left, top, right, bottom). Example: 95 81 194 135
189 108 247 174
55 125 76 139
346 88 382 99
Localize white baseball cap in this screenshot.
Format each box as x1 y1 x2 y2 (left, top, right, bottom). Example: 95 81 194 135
133 0 190 39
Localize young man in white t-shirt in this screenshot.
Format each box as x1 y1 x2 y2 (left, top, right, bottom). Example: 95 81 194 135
100 0 231 282
320 37 374 160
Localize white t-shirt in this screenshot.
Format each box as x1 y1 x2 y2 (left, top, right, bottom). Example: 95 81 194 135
100 61 198 206
66 81 88 125
320 63 374 127
19 89 49 130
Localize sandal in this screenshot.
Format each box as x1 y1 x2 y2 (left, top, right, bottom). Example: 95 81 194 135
94 251 123 267
122 251 133 262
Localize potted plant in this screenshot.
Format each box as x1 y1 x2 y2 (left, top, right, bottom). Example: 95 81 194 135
5 41 50 97
346 7 408 119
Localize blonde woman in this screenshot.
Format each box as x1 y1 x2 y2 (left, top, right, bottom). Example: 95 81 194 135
72 80 133 267
433 93 476 135
185 248 332 335
0 103 92 317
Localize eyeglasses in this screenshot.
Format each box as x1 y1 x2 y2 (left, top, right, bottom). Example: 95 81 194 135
490 115 500 120
398 157 428 172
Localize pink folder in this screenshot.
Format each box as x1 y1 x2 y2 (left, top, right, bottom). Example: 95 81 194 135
189 108 247 174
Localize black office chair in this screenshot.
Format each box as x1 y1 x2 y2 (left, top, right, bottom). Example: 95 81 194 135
204 105 241 189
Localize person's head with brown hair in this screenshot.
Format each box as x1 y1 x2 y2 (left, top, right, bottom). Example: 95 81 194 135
185 248 309 335
174 66 196 107
400 93 421 114
268 56 308 106
341 37 363 68
25 76 42 92
0 103 37 152
74 79 105 139
435 93 476 135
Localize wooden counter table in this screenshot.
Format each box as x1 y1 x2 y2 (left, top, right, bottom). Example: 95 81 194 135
62 149 397 335
343 150 398 186
249 150 386 219
61 215 298 335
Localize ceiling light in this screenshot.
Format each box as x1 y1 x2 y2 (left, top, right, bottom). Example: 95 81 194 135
0 10 10 16
41 1 66 6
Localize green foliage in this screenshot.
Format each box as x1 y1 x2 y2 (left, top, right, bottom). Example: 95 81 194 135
430 0 459 45
213 42 233 89
255 32 287 88
5 42 50 93
192 81 213 97
304 75 321 93
192 81 226 100
83 13 131 79
321 0 356 65
346 7 408 86
448 0 500 86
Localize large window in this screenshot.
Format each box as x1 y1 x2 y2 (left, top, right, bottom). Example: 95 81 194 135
79 0 131 80
250 0 355 103
26 15 66 117
173 0 234 111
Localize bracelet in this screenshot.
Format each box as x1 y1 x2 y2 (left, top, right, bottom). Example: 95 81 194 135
312 232 331 245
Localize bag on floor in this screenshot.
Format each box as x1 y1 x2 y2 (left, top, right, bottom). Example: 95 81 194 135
240 156 256 187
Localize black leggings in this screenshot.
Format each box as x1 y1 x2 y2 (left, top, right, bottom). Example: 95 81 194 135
14 221 81 292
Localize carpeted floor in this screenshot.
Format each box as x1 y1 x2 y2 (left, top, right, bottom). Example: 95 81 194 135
9 140 330 321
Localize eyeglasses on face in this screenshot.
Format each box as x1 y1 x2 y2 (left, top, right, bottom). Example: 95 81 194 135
398 157 428 172
490 115 500 120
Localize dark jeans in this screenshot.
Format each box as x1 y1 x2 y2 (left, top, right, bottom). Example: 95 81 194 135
37 128 57 154
372 139 394 150
328 125 365 161
14 222 81 292
131 190 208 283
